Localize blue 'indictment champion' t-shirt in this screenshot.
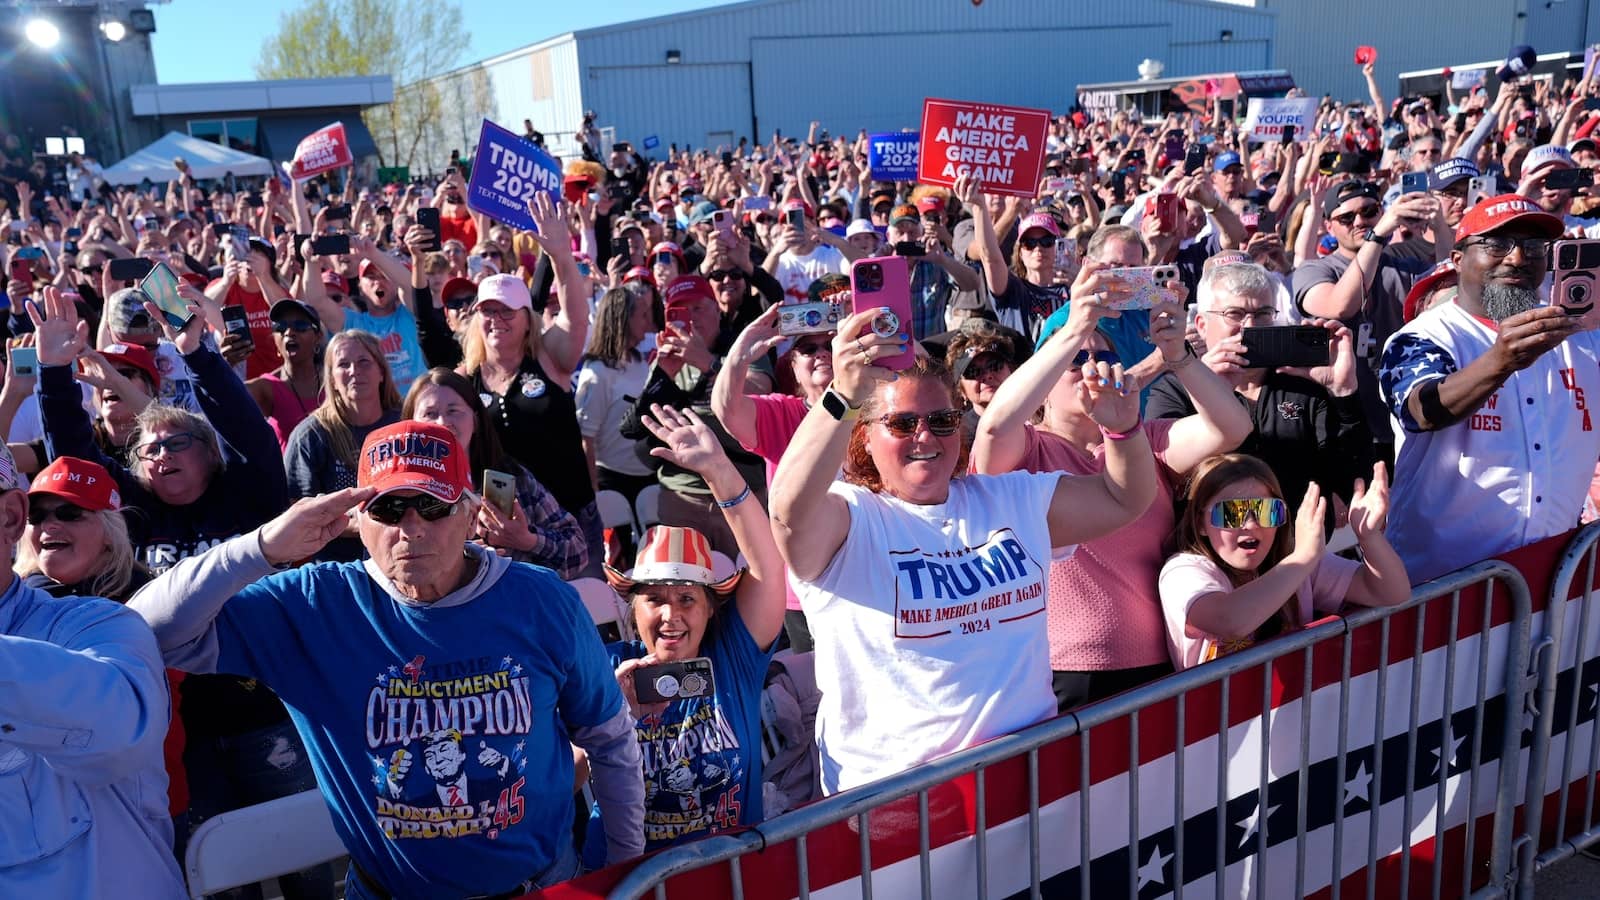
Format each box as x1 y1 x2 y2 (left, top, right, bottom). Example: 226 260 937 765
207 558 622 897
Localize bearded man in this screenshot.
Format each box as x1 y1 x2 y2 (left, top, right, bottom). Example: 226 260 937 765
1378 195 1596 581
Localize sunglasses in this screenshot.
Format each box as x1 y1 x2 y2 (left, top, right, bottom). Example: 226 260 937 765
792 339 831 356
1207 497 1288 529
271 320 319 334
27 502 90 526
1019 236 1057 250
136 432 198 460
1330 204 1381 227
878 408 963 437
443 292 475 310
1071 349 1121 367
706 269 745 282
962 356 1009 379
364 493 458 525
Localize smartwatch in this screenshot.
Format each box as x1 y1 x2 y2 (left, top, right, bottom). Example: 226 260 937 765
821 385 860 422
1362 228 1389 246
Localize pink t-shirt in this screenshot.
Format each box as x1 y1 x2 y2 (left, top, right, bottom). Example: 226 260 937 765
1158 551 1360 671
742 394 811 611
1014 420 1180 671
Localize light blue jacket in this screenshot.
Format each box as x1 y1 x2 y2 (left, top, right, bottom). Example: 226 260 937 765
0 574 185 897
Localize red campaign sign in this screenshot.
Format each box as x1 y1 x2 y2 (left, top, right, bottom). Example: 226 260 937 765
288 122 352 180
916 98 1050 198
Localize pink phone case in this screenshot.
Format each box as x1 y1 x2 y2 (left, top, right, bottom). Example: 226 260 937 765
850 255 915 371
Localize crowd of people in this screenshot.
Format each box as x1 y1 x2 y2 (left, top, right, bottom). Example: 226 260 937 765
6 61 1600 897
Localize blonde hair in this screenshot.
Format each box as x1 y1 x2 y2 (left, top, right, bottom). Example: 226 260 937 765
128 404 224 486
460 306 542 374
313 330 402 471
16 507 138 600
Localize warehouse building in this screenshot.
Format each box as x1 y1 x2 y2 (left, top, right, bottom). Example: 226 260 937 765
419 0 1276 166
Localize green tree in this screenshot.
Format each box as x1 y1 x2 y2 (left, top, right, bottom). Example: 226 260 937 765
255 0 470 169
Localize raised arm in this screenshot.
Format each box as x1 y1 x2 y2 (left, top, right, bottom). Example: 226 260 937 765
1043 357 1158 547
295 239 347 332
954 173 1010 297
710 305 783 451
526 193 588 381
642 404 787 649
770 309 899 582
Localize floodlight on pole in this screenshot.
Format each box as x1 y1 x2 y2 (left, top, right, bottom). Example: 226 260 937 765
24 17 61 49
101 20 127 42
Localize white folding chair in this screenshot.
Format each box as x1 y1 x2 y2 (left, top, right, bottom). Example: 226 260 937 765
184 789 345 900
570 576 635 642
595 489 638 533
634 484 663 531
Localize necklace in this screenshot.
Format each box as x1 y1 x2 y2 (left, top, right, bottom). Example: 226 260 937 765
281 367 320 418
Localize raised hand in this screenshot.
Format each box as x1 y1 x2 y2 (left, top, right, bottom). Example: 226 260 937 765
26 286 88 367
1288 482 1328 564
643 404 731 477
728 304 784 368
1348 462 1390 540
1077 359 1140 434
259 486 377 566
829 307 903 406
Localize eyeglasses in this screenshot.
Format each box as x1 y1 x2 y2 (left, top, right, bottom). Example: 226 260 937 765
1071 349 1121 367
1462 236 1551 259
706 269 746 282
364 493 458 525
1207 307 1277 325
792 339 831 356
1208 497 1288 529
27 502 89 526
1019 236 1058 251
272 320 319 334
1330 204 1382 227
136 432 198 459
475 305 520 322
878 408 963 437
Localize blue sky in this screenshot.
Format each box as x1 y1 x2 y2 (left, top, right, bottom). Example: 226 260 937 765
150 0 741 84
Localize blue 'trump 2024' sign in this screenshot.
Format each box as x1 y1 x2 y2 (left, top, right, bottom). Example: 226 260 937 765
466 119 561 232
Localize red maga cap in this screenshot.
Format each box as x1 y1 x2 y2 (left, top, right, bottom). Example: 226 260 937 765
1455 194 1564 243
31 456 120 511
358 421 470 505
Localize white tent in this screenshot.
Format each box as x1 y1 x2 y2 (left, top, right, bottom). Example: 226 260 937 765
102 132 276 185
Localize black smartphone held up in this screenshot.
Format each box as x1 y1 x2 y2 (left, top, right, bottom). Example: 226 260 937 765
414 207 442 251
1280 124 1296 145
292 232 311 264
1553 239 1600 315
1241 325 1331 369
220 304 255 351
325 204 353 223
892 240 926 257
633 657 715 704
311 234 350 256
1400 171 1430 195
1546 167 1595 191
1317 151 1340 175
107 257 155 283
610 237 631 265
1184 144 1207 176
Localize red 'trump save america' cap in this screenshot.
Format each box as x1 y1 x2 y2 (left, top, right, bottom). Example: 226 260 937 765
358 421 471 505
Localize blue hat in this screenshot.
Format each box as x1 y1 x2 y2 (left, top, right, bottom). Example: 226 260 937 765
1497 45 1538 82
1429 157 1480 191
1213 151 1243 173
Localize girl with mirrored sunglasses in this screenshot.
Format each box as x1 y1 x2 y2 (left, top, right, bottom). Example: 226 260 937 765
1159 453 1408 670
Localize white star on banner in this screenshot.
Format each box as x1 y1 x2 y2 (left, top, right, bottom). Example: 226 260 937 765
1135 845 1174 890
512 664 523 676
1430 734 1467 776
375 672 387 685
1235 799 1279 849
1344 761 1373 808
501 655 514 668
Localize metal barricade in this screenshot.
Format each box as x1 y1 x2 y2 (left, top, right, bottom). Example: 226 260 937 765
1516 521 1600 896
606 561 1533 900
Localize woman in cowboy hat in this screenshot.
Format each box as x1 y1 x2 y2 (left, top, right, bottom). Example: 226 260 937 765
589 402 785 861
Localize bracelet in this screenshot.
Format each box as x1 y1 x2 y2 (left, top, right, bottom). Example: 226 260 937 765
1098 425 1138 442
715 485 752 510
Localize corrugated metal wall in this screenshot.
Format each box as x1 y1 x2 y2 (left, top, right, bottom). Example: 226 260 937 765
570 0 1273 151
413 36 584 172
1258 0 1529 101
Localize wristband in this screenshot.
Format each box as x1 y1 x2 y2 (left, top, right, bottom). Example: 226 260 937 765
715 485 752 510
1098 425 1137 441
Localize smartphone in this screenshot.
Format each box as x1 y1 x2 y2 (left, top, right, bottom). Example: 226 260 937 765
610 237 632 265
107 257 154 283
220 304 255 351
1553 239 1600 315
325 203 352 222
15 246 43 262
633 657 715 704
65 227 82 240
138 261 194 330
1146 192 1181 232
483 468 518 516
311 234 350 256
742 196 772 212
1466 175 1495 208
1163 130 1186 162
7 258 31 284
414 207 442 251
777 300 841 336
1317 151 1340 175
244 195 265 209
1400 171 1430 195
1184 145 1207 176
892 240 926 257
1044 177 1069 194
1100 265 1180 311
1056 236 1078 260
1546 167 1595 191
467 255 486 277
785 208 806 230
849 256 914 371
711 209 735 238
1240 325 1331 369
1280 124 1296 145
8 345 36 378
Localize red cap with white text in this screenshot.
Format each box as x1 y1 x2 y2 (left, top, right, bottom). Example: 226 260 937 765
357 421 470 505
30 456 120 511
